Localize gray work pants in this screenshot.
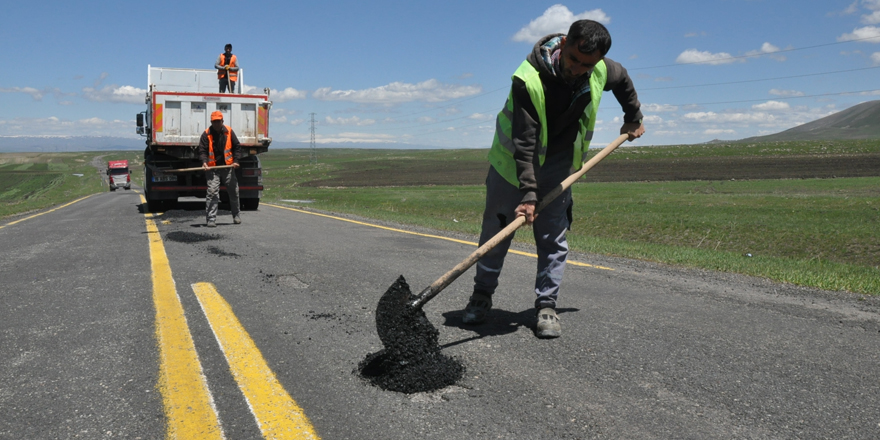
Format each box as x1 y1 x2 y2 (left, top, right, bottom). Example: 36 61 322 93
473 154 573 310
205 168 240 222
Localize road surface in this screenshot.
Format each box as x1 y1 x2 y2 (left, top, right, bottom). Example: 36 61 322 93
1 188 879 439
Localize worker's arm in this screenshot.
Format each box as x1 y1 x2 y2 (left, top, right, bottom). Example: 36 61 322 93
509 78 541 224
230 129 242 168
605 58 645 141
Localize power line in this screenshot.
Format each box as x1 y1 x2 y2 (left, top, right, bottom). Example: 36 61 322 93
630 35 880 70
663 88 880 107
640 65 880 91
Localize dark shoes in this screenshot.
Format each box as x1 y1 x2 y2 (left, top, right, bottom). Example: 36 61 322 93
536 308 561 338
462 291 492 324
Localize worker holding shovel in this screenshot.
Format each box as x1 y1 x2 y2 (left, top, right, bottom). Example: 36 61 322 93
199 111 242 227
215 43 239 93
464 20 645 338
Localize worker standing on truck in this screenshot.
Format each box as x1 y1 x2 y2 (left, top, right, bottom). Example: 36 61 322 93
461 20 645 338
199 111 242 227
215 43 239 93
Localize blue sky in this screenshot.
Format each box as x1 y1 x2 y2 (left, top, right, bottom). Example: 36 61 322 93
3 1 880 148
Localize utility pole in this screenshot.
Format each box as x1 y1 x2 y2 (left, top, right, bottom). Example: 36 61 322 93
309 113 317 165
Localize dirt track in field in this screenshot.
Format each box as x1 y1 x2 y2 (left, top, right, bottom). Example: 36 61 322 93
299 153 880 187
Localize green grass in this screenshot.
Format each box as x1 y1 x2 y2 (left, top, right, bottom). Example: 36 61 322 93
261 144 880 295
0 153 106 218
2 144 878 295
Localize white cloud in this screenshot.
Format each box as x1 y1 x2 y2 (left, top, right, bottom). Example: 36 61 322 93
838 25 880 42
0 116 131 136
684 31 706 38
642 103 678 112
769 89 805 97
872 52 880 65
864 10 880 23
315 132 396 144
746 42 786 61
704 128 736 135
271 87 308 103
0 87 69 101
752 101 790 111
683 111 776 123
675 49 741 65
323 116 376 126
81 85 146 104
512 5 610 42
313 79 481 104
468 113 494 120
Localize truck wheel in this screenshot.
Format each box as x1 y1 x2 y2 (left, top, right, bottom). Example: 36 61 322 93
241 198 260 211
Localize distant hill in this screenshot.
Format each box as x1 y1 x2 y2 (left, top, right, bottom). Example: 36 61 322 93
0 136 145 153
738 100 880 142
0 136 450 153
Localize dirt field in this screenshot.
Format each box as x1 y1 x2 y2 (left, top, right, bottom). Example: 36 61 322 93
299 152 880 187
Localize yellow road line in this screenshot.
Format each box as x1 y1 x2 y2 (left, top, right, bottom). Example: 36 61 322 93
265 203 614 271
192 282 320 440
0 194 94 230
143 195 225 439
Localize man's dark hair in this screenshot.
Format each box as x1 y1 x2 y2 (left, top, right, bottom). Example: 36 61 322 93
225 44 232 50
567 20 611 56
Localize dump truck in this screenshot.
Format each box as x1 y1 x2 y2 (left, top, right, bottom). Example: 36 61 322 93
136 65 271 212
107 159 131 191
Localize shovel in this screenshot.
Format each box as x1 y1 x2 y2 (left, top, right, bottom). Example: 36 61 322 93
163 165 235 173
376 134 629 348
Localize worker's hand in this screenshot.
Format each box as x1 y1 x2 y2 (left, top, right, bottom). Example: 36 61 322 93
621 122 645 141
515 201 537 225
232 163 240 169
202 163 209 171
225 66 230 70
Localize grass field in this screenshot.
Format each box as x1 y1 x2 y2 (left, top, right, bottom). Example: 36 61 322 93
259 140 880 295
0 152 142 219
2 141 878 295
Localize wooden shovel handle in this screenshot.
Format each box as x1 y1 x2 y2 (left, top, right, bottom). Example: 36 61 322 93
410 134 629 309
162 165 235 173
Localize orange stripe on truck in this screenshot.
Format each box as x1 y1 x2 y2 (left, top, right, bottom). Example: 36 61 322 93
258 106 268 137
154 103 164 133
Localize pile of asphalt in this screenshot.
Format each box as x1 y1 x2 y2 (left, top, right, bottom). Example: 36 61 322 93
164 231 220 243
358 275 464 394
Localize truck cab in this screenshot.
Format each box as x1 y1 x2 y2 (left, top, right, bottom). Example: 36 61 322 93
107 160 131 191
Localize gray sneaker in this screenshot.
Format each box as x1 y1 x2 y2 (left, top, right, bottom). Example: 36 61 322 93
462 291 492 324
536 308 561 338
206 220 217 228
233 216 242 224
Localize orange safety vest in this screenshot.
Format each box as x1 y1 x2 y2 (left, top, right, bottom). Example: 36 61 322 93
206 126 234 166
217 53 238 82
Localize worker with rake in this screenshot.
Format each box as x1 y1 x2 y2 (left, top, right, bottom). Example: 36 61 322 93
199 111 242 227
463 19 645 338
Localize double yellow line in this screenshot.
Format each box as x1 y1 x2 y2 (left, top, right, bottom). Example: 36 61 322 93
143 196 319 439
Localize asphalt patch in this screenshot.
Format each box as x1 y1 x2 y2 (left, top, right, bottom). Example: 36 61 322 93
206 246 239 258
164 231 220 243
358 275 464 394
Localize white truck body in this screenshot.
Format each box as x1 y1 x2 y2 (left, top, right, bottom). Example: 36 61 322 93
143 65 271 148
137 65 272 212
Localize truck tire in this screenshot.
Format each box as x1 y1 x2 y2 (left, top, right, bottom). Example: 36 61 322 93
241 198 260 211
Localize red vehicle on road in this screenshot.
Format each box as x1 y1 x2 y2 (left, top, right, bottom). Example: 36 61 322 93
107 160 131 191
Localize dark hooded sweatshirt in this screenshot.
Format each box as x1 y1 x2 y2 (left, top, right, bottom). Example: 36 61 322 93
509 34 643 203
